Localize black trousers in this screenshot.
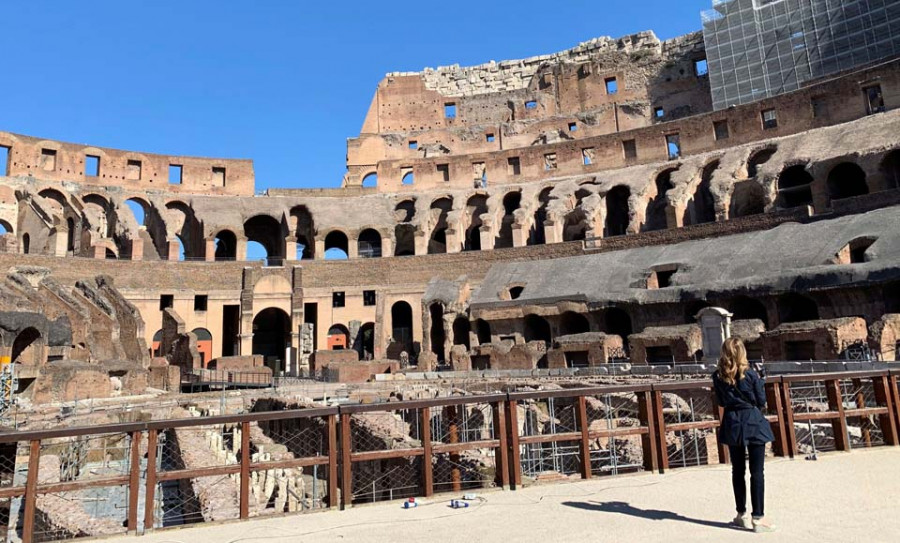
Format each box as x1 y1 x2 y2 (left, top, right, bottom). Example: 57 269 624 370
728 444 766 518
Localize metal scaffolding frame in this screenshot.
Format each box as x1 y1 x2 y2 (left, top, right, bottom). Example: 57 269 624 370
702 0 900 110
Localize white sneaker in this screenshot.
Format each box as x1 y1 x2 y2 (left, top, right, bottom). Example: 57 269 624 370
752 518 777 533
732 514 751 529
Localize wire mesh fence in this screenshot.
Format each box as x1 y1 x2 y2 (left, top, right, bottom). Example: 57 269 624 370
351 458 422 504
659 387 718 469
584 392 645 477
29 484 130 542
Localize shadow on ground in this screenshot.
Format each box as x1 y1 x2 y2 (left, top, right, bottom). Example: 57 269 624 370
562 500 742 531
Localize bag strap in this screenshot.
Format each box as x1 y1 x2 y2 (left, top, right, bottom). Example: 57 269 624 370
732 375 761 410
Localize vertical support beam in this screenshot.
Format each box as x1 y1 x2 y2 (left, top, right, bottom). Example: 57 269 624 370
22 439 40 543
239 421 250 519
127 431 142 533
825 379 850 452
327 414 339 507
873 375 899 446
637 390 659 472
420 407 434 497
780 381 798 458
340 414 353 508
492 401 510 489
891 374 900 440
711 390 730 465
765 381 789 457
446 405 461 492
653 390 669 473
144 429 158 531
576 395 592 479
506 400 522 489
852 378 872 447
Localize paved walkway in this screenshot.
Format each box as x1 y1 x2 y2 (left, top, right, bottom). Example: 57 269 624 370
108 448 899 543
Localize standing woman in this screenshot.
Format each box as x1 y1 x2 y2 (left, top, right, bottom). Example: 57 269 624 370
713 338 776 533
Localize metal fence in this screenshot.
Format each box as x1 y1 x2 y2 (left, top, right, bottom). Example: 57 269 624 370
0 370 898 542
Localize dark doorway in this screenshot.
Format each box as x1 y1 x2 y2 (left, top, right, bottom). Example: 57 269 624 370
429 303 446 362
252 308 290 373
452 317 470 349
391 301 414 355
222 305 240 356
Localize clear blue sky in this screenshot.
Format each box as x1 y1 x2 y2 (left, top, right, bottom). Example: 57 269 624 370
0 0 711 191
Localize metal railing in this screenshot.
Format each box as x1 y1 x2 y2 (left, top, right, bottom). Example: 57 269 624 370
0 369 898 542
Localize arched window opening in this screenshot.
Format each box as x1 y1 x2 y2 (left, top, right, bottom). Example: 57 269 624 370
152 329 163 357
252 307 291 375
524 314 552 345
495 192 521 249
465 194 488 251
529 187 554 245
296 235 312 260
12 327 41 364
401 172 414 185
429 228 447 254
729 296 769 328
66 217 75 253
358 229 382 258
390 301 414 356
729 180 767 218
327 324 351 351
191 328 213 367
686 161 717 225
429 197 453 254
395 200 416 223
559 311 590 336
244 215 285 266
452 317 470 349
105 248 117 260
880 150 900 189
394 224 416 256
778 294 819 324
246 241 268 262
643 169 676 232
362 173 378 188
0 220 11 235
777 165 814 209
214 230 237 261
429 303 446 362
126 199 147 227
475 319 491 346
324 230 349 260
605 186 630 237
291 205 316 260
174 235 186 261
354 322 375 359
562 210 587 242
826 162 869 204
747 147 776 178
22 233 30 254
602 308 633 343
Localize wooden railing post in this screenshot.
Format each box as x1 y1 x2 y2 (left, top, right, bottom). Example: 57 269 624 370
446 405 462 492
239 421 251 519
576 395 592 479
327 414 339 508
825 379 851 452
711 390 730 465
22 439 40 543
765 380 789 457
144 429 158 531
506 400 522 489
872 374 899 446
890 373 900 442
653 390 669 473
637 390 659 472
127 431 142 533
780 381 798 458
492 401 510 489
420 407 434 497
340 413 353 508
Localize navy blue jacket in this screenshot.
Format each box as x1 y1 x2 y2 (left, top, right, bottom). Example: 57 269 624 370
712 369 775 446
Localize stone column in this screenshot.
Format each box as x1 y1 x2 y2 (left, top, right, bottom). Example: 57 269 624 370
129 238 143 261
204 239 216 262
166 240 180 261
315 239 326 260
544 219 562 244
445 228 461 254
479 227 494 251
381 236 394 258
512 224 527 247
284 239 297 262
347 238 359 259
414 231 428 256
236 238 248 261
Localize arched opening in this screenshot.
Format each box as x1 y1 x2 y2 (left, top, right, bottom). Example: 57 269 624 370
395 200 416 223
126 199 147 226
605 186 630 237
880 150 900 189
778 294 819 324
428 197 453 254
529 187 553 245
559 311 590 336
602 308 633 343
429 303 446 362
643 169 676 232
12 327 41 364
475 319 491 345
729 180 767 218
152 329 163 357
327 324 351 351
729 296 769 328
66 217 75 253
524 314 552 345
495 192 521 249
464 194 488 251
246 241 268 262
390 301 414 355
324 230 349 260
747 147 776 178
401 172 414 185
452 317 470 349
777 165 814 209
686 161 717 225
214 230 237 261
354 322 375 359
21 233 29 254
826 162 869 203
38 189 67 214
291 205 316 260
252 308 291 373
244 215 285 266
394 224 416 256
191 328 213 367
362 173 378 188
105 248 117 260
358 229 382 258
0 220 12 235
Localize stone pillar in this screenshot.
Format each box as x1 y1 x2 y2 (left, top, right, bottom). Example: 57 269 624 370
284 239 297 262
49 229 67 257
544 219 562 244
204 239 216 262
479 228 494 251
347 238 359 259
166 240 180 261
698 307 733 363
315 239 326 260
512 224 527 247
236 238 248 261
446 228 461 254
129 238 143 261
238 333 253 357
668 203 684 229
92 244 106 259
381 236 393 258
414 230 428 256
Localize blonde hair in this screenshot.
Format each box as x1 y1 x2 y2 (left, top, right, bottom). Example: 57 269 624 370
717 338 749 386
